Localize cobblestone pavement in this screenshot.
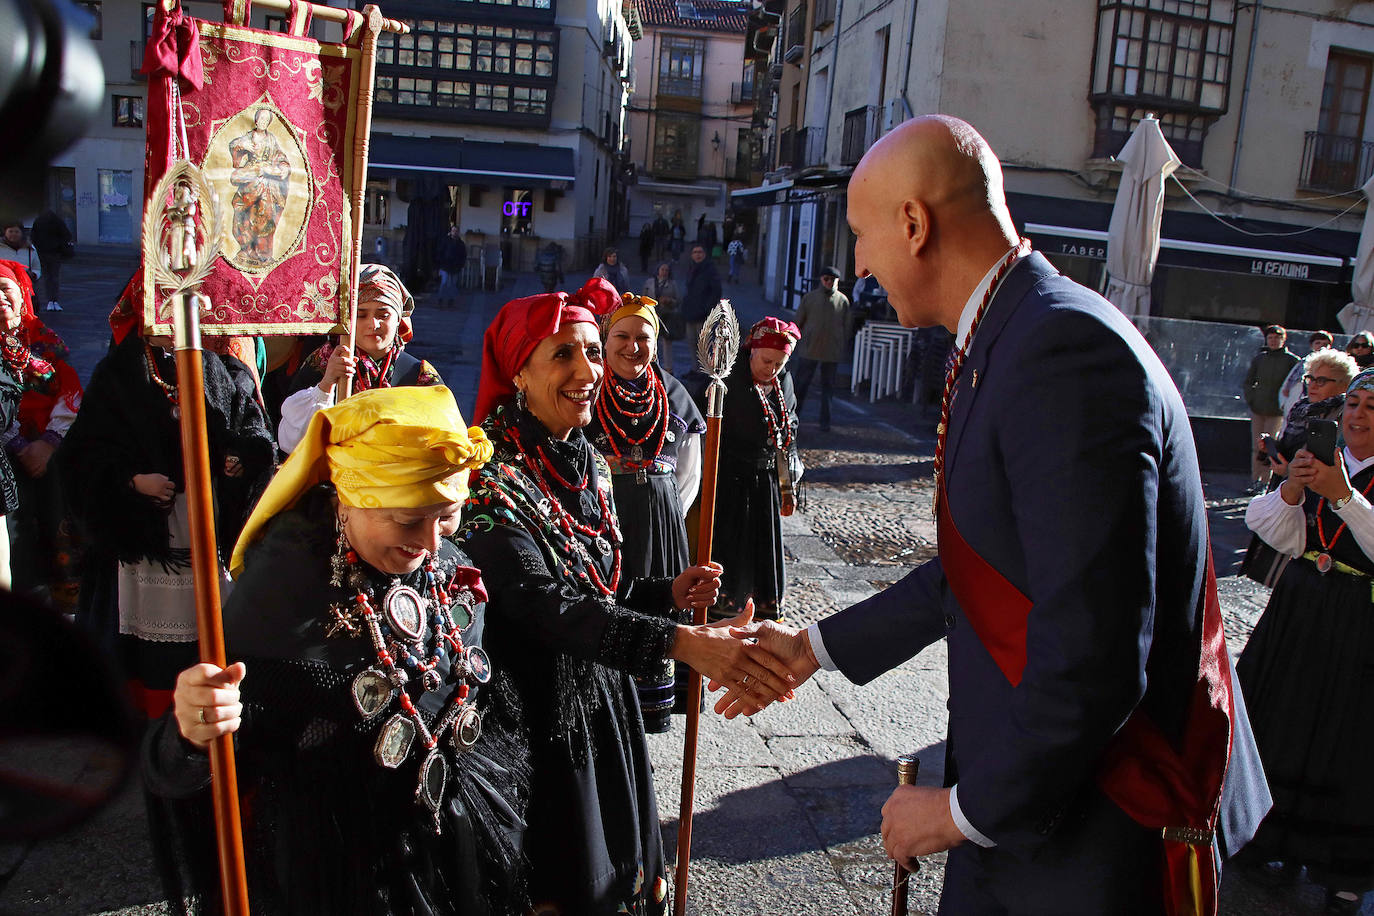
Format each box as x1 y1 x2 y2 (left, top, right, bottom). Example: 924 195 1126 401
2 254 1367 914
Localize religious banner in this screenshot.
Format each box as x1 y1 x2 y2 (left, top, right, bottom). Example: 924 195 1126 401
141 0 365 335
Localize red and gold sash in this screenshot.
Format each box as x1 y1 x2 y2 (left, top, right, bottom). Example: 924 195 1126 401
936 487 1233 916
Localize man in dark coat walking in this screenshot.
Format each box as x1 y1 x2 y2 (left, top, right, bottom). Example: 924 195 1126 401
29 211 72 312
681 243 722 346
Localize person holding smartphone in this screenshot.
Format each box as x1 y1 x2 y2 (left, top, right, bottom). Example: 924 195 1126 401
1240 368 1374 913
1261 348 1357 481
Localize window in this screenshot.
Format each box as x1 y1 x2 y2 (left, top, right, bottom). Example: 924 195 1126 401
76 1 101 39
113 95 144 128
364 182 390 226
654 113 699 177
376 18 556 121
658 36 704 97
502 188 535 235
264 14 286 31
1090 0 1235 165
1302 51 1374 191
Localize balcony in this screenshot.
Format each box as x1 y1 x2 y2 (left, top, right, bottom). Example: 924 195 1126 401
731 80 754 105
783 5 805 62
1299 130 1374 193
840 105 879 165
812 0 835 29
778 125 824 170
659 74 704 98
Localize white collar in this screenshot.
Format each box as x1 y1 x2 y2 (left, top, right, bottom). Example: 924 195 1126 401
1345 447 1374 477
955 245 1031 352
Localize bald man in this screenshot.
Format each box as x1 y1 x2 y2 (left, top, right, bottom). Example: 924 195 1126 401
726 117 1270 914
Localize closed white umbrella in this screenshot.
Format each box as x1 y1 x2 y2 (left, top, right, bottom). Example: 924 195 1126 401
1338 173 1374 333
1105 115 1181 320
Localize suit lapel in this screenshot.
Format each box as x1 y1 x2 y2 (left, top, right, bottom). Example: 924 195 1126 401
943 253 1059 480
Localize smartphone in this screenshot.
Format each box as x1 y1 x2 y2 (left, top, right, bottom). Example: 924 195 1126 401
1307 419 1339 465
1258 432 1276 466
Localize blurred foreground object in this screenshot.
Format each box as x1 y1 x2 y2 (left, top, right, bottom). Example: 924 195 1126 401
0 0 105 215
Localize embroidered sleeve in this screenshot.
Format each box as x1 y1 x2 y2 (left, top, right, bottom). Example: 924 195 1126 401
416 360 443 386
598 606 678 676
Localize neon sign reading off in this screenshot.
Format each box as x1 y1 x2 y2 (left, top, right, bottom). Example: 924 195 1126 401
503 200 533 216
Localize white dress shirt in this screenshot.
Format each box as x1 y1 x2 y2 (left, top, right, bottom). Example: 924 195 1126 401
805 244 1029 850
1246 448 1374 559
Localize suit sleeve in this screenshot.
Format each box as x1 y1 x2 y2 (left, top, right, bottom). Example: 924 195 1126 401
816 557 948 684
955 311 1164 856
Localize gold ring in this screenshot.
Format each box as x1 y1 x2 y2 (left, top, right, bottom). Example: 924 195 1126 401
740 675 752 688
198 707 207 725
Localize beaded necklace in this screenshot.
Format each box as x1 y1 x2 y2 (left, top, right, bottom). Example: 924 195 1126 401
594 366 670 467
1 334 33 380
1312 469 1374 574
500 415 623 596
754 378 794 451
144 342 180 419
326 546 490 831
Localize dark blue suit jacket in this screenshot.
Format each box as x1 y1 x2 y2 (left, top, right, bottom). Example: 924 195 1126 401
818 255 1269 884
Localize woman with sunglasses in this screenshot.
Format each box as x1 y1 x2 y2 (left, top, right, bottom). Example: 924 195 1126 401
1347 331 1374 369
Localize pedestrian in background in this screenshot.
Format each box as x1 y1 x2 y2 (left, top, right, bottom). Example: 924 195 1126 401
1347 330 1374 369
681 243 722 349
592 246 632 294
791 265 851 433
644 262 681 372
434 224 466 309
638 221 655 274
727 235 746 283
652 213 670 262
1278 329 1332 418
1244 324 1300 494
29 211 72 312
669 214 686 260
1240 367 1374 914
0 221 40 287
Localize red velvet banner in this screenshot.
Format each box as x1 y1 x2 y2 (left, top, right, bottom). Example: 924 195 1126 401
143 17 361 335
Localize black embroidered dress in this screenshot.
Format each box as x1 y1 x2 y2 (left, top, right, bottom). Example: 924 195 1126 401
458 404 679 915
690 356 798 620
586 366 705 732
1237 464 1374 894
144 486 529 915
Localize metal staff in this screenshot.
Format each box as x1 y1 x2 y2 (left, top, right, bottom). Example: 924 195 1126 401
673 300 740 916
143 163 251 916
891 753 920 916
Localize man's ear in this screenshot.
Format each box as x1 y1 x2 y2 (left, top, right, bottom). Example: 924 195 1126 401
900 199 930 257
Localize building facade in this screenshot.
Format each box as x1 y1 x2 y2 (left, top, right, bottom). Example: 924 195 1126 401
42 0 633 280
742 0 1374 329
624 0 754 246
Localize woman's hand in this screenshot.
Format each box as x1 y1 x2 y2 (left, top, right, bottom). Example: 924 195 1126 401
673 561 722 610
223 454 244 478
319 346 356 391
1280 449 1314 505
174 662 246 751
132 472 176 508
1268 448 1290 478
1304 446 1354 503
16 438 55 478
670 601 797 715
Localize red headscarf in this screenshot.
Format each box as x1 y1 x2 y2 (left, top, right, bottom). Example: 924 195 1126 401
109 269 144 345
747 316 801 355
474 278 620 423
0 261 83 434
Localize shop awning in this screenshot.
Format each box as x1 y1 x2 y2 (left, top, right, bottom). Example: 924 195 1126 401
1010 191 1357 285
730 180 794 207
637 179 723 198
368 134 576 187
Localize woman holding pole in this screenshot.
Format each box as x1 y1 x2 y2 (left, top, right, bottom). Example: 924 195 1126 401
150 386 529 915
458 278 793 913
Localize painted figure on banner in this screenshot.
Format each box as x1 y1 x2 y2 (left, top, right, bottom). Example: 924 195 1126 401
228 109 292 267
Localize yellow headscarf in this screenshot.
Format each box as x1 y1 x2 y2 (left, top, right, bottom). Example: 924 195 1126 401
230 386 492 576
603 292 660 337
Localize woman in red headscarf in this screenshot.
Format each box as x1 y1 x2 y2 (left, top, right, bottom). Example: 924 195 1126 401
689 317 801 621
457 279 796 914
0 261 84 607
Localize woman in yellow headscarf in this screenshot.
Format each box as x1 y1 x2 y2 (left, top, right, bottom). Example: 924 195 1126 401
147 386 529 916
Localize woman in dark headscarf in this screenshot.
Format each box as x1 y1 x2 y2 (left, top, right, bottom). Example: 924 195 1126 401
458 278 795 914
278 263 442 453
587 293 706 732
690 317 801 621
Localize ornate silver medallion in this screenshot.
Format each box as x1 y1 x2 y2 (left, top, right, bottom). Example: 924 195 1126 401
351 667 395 720
630 445 644 462
453 705 482 751
374 713 416 768
467 646 492 684
384 584 425 641
450 593 474 630
593 536 611 556
416 749 447 813
665 429 676 443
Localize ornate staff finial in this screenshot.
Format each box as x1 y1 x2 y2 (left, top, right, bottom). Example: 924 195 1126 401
142 159 225 340
696 299 739 419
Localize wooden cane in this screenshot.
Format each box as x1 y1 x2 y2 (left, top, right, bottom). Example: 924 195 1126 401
340 5 386 401
890 754 920 916
673 301 739 916
173 290 251 916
